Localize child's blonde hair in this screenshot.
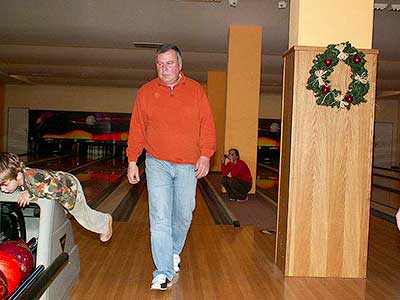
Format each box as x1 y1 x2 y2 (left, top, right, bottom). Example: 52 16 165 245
0 152 25 183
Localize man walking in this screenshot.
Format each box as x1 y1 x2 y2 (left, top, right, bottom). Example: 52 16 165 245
127 44 216 290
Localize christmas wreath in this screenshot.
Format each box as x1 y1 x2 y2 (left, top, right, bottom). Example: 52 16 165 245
306 41 369 110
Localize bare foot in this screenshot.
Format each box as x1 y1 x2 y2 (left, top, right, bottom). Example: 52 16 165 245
100 214 113 242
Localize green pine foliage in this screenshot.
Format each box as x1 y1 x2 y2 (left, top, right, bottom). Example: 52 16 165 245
306 41 369 110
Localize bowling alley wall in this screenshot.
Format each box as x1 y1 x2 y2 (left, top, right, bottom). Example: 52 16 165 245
2 83 400 167
374 99 400 168
4 84 136 113
2 84 136 153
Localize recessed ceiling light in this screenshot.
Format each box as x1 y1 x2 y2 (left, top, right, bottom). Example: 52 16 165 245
389 4 400 11
374 3 388 10
278 1 288 9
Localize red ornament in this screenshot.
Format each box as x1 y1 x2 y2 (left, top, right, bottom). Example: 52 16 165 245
345 95 353 103
0 240 34 280
324 58 332 66
0 251 22 296
353 55 361 64
321 86 330 94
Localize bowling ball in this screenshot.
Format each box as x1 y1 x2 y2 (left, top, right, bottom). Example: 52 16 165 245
86 115 96 126
0 270 7 300
0 240 34 280
0 251 21 296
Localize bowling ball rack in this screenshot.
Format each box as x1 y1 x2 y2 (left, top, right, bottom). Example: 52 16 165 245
0 223 64 300
0 193 80 300
9 252 69 300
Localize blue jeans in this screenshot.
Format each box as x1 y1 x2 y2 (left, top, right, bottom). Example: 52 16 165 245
145 154 197 280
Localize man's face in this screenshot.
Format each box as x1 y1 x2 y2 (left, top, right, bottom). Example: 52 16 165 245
0 178 18 194
156 49 182 86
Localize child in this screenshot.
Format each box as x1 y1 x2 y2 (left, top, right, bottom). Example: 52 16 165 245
0 152 112 242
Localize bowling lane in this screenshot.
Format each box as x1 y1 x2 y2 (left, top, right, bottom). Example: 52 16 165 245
256 163 279 202
27 153 103 171
74 157 128 204
128 184 216 225
25 154 128 205
23 153 215 224
371 166 400 223
20 153 71 165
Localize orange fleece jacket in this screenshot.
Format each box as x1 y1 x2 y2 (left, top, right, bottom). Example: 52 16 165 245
127 74 216 165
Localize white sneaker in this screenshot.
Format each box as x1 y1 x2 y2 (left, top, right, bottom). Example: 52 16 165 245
173 254 181 273
150 274 172 291
237 196 249 202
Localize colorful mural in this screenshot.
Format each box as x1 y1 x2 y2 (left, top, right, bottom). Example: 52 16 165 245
29 110 131 141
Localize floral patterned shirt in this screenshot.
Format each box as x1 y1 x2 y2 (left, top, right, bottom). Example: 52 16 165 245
23 167 78 210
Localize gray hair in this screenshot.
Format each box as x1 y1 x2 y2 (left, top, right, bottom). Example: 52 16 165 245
156 43 183 65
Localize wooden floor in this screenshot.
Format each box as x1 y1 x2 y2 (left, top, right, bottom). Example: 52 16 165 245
68 188 400 300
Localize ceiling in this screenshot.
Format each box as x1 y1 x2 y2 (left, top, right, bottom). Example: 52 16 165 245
0 0 400 99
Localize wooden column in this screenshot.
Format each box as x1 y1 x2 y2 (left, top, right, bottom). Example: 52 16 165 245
207 71 227 171
276 46 378 277
225 25 262 193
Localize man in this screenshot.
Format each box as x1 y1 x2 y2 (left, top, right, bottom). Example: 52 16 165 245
126 44 216 290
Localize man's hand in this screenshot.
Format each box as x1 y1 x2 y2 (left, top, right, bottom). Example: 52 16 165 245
18 191 30 208
127 161 140 184
195 156 210 179
396 208 400 231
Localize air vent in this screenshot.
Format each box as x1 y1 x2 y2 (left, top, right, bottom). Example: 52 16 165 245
133 42 163 49
176 0 222 2
31 73 52 77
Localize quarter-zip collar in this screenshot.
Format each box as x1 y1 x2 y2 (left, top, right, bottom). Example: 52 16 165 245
157 72 186 89
157 72 186 96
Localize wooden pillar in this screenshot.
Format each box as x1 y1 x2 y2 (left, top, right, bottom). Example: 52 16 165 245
276 0 376 278
0 82 4 151
225 25 262 193
207 71 227 172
